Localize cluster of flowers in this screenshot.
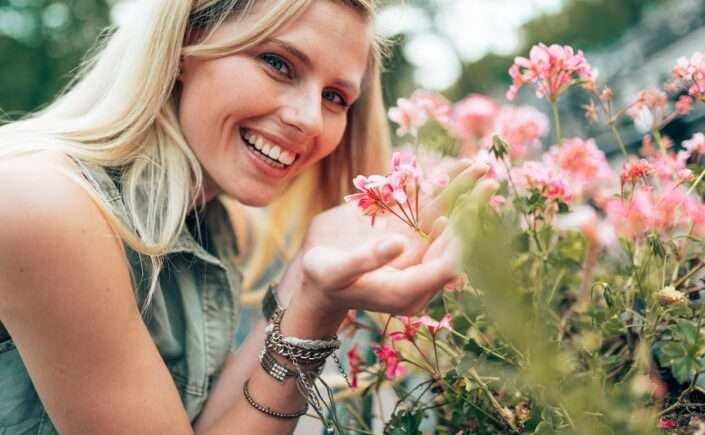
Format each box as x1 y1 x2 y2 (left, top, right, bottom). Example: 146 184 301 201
345 44 705 433
344 151 448 232
344 313 453 389
388 89 550 161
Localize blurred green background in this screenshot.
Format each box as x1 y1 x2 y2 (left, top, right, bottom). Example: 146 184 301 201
0 0 696 125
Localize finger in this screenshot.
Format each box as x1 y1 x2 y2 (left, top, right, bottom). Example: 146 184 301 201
445 158 474 183
302 235 406 290
451 178 500 219
353 256 459 314
422 162 490 231
429 216 448 241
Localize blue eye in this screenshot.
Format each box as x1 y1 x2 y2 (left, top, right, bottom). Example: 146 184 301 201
260 53 292 78
323 89 348 108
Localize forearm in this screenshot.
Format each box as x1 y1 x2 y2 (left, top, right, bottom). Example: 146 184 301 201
195 254 344 434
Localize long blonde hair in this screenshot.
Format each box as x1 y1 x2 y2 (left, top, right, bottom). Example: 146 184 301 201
0 0 390 305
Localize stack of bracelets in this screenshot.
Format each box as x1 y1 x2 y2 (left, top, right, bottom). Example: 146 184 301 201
242 284 352 434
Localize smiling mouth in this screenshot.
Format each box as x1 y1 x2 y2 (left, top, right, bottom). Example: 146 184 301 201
240 128 298 170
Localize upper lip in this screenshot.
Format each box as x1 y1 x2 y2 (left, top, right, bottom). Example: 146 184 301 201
242 127 304 156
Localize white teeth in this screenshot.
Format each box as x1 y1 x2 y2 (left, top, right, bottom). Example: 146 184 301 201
280 150 293 165
254 136 264 150
243 129 297 166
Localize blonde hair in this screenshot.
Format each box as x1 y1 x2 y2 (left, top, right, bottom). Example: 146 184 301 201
0 0 390 306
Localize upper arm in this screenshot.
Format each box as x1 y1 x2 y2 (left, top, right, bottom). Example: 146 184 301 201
0 154 194 435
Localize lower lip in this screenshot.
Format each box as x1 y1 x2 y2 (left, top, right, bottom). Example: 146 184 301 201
240 131 292 179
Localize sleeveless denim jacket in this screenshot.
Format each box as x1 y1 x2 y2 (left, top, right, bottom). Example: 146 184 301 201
0 158 242 434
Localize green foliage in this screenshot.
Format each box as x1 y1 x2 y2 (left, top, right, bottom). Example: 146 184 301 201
0 0 113 117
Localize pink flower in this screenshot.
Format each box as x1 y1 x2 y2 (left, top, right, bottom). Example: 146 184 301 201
451 94 499 140
677 168 695 183
412 90 452 128
672 51 705 100
494 105 549 161
389 316 422 343
619 159 652 188
388 91 452 136
489 195 506 213
418 314 453 336
344 175 395 226
676 95 694 114
603 184 697 238
373 344 406 380
627 88 668 132
347 344 364 389
683 132 705 157
648 150 689 184
388 97 428 137
546 137 612 196
657 417 675 429
512 160 574 205
507 43 595 101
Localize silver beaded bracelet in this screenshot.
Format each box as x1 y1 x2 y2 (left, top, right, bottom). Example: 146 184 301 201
242 379 308 419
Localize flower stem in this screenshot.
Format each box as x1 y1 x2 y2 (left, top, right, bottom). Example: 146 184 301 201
608 120 628 158
652 129 667 154
686 166 705 196
551 100 562 146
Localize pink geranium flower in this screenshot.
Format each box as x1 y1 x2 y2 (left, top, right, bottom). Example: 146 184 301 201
494 105 549 161
344 175 395 226
373 344 406 380
388 97 427 137
619 159 652 190
418 314 453 336
507 43 595 102
388 91 452 136
389 316 422 342
512 160 574 205
451 94 500 140
347 344 364 389
683 132 705 157
546 137 612 196
672 51 705 100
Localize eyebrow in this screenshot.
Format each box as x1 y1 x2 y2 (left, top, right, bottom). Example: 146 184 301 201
266 37 362 97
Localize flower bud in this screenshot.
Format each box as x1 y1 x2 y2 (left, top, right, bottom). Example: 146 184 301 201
657 286 686 305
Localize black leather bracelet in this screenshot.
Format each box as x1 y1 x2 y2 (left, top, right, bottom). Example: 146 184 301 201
243 379 308 419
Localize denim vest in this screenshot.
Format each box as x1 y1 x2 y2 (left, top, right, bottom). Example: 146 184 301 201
0 158 242 434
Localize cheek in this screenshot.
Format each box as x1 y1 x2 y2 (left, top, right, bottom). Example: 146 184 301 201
178 57 274 148
318 116 348 157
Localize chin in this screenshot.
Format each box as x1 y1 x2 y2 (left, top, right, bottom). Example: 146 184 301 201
226 188 280 208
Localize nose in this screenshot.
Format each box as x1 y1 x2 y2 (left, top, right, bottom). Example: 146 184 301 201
279 87 323 139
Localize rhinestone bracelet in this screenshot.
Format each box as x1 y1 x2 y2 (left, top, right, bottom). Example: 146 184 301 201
259 348 324 383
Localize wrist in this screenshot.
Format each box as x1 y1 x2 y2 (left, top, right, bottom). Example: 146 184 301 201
280 286 346 339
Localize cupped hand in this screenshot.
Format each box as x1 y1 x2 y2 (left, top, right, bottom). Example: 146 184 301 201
301 160 492 270
287 163 499 327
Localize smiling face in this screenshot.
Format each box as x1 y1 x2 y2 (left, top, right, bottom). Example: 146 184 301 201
178 0 371 207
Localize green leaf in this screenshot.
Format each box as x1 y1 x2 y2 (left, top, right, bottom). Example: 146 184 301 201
675 319 699 346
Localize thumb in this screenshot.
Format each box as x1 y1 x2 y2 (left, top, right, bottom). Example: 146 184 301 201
302 236 406 290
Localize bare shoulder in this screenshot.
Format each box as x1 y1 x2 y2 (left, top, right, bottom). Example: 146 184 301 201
0 151 192 434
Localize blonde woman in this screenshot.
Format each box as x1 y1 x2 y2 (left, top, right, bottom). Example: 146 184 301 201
0 0 495 433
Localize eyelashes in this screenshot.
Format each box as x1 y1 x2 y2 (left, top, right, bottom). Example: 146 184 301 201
259 53 349 108
260 53 293 78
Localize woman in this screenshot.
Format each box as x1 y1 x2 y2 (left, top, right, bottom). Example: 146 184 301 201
0 0 495 433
